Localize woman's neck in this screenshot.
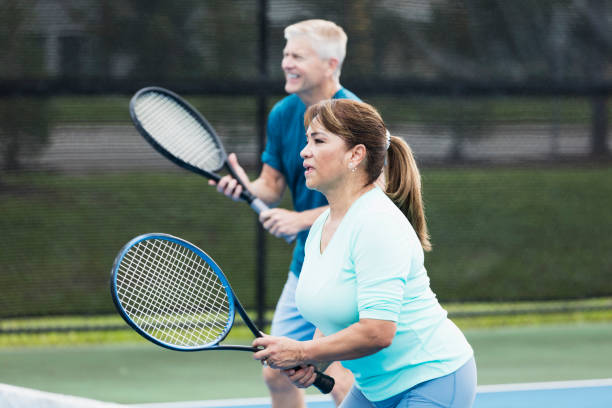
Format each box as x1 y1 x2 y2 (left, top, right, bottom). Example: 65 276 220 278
325 181 375 223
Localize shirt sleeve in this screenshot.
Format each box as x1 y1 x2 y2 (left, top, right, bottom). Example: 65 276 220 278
352 211 417 322
261 104 283 173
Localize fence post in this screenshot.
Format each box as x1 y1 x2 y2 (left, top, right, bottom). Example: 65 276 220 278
255 0 268 330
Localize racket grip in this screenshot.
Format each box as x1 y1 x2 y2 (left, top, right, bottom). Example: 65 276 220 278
249 197 269 214
313 370 335 394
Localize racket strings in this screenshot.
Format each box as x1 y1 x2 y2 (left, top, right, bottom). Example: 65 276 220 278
133 92 225 171
137 95 215 165
120 241 229 346
119 243 194 342
116 238 232 347
147 241 230 345
136 94 216 163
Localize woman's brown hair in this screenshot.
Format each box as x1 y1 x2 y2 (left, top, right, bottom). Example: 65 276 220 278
304 99 431 251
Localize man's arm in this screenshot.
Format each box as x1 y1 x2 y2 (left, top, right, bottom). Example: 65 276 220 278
211 154 328 239
249 163 287 206
252 164 328 239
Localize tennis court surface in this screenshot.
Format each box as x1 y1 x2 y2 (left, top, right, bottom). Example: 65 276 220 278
137 379 612 408
3 379 612 408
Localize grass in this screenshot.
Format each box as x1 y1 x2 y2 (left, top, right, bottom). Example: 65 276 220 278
3 94 601 151
2 298 611 348
41 95 605 125
423 165 612 301
1 165 611 321
0 170 288 316
47 95 260 124
369 95 597 124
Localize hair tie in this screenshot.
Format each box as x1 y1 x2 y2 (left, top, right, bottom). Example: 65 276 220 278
385 130 391 150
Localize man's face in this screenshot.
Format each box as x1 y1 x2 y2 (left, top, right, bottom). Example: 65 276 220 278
281 36 331 98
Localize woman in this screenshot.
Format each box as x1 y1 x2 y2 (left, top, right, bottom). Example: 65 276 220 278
253 99 476 408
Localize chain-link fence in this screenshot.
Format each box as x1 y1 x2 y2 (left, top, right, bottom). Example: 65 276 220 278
1 1 611 329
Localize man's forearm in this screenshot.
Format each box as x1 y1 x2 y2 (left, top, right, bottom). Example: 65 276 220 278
249 177 284 205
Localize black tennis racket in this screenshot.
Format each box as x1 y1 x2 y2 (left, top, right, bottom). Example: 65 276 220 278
110 233 334 394
129 86 270 213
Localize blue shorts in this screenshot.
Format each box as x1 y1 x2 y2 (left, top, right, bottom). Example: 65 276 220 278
270 272 316 341
339 357 477 408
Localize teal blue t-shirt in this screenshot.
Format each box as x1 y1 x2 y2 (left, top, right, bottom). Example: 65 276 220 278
261 88 360 276
296 187 474 401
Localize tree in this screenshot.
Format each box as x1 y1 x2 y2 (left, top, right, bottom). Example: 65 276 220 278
0 0 51 173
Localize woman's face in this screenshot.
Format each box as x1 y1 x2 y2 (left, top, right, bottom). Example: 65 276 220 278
300 119 352 192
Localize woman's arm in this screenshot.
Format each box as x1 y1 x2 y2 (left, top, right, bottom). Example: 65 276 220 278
303 319 396 364
252 318 396 369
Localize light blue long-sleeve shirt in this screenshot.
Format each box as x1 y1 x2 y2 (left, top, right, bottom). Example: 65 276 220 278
296 187 473 401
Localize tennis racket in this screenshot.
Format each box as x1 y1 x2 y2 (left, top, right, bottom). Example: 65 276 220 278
130 87 275 213
109 233 334 394
130 87 294 243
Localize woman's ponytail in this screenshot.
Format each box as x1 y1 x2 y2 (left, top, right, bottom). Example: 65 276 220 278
385 136 432 252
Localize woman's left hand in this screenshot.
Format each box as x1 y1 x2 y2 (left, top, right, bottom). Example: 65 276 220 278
282 365 317 388
252 335 307 369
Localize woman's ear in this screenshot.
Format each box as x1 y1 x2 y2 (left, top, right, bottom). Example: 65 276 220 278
350 144 367 166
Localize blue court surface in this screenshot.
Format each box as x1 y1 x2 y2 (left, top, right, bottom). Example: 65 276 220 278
136 378 612 408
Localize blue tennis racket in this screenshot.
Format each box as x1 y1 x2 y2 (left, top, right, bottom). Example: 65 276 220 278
110 233 334 394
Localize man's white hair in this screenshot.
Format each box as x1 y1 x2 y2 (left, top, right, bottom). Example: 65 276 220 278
284 19 347 78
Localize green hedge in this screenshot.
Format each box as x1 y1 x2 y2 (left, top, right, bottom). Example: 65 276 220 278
1 165 611 317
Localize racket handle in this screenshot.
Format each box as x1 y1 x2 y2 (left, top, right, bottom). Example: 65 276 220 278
313 370 335 394
249 197 269 214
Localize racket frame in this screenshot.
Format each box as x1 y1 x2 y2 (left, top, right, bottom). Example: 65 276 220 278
110 233 260 352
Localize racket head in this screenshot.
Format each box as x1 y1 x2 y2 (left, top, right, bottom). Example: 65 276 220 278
110 233 236 351
130 87 227 180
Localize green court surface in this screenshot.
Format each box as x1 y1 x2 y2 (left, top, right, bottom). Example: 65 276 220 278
1 321 611 405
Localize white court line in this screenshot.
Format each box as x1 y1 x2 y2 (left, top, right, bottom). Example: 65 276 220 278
134 395 331 408
477 378 612 393
133 378 612 407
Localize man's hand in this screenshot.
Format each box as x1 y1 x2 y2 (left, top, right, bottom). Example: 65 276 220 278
259 208 303 240
208 153 251 201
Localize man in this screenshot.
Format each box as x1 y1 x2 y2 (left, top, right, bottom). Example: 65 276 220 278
211 19 359 408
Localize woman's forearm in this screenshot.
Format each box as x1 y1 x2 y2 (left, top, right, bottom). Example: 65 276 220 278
302 319 396 364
